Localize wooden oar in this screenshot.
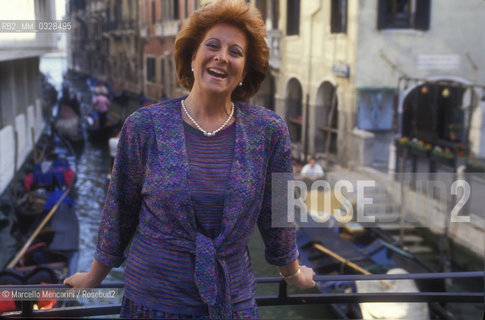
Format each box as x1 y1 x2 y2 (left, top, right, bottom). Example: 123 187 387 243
313 243 395 289
6 184 73 269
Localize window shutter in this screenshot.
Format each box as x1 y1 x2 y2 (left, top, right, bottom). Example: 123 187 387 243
331 0 339 33
376 0 388 30
415 0 431 30
286 0 300 35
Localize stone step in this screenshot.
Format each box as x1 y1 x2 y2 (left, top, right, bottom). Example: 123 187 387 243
363 192 395 203
343 191 394 204
359 203 401 215
393 234 424 244
356 211 402 224
405 246 434 254
376 223 416 231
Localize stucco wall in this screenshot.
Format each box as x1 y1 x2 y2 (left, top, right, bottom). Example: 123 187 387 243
355 0 485 88
354 0 485 161
274 0 360 165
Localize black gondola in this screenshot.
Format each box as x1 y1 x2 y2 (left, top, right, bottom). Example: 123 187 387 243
53 103 85 155
296 189 453 319
0 202 79 313
85 110 123 143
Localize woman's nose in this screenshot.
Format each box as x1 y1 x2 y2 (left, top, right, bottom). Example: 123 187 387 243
214 50 228 63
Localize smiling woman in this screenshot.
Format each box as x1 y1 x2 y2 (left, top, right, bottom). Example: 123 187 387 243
186 22 248 124
64 1 315 319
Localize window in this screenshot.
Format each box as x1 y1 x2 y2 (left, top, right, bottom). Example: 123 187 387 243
377 0 431 30
161 0 179 20
161 58 166 82
114 1 122 27
272 0 279 29
146 57 156 82
331 0 347 33
173 0 179 19
286 0 300 35
256 0 267 22
152 0 156 23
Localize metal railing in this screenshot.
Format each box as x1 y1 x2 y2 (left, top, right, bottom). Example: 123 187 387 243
1 271 483 318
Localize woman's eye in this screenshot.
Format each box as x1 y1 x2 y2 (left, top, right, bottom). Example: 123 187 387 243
206 43 218 49
231 49 243 57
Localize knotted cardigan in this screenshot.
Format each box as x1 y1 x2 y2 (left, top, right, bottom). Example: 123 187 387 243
95 97 298 318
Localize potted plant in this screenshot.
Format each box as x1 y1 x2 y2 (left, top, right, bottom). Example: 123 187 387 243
466 155 485 172
407 138 432 157
448 124 462 141
431 146 455 167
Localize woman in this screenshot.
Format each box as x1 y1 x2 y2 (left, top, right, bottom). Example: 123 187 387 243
64 0 315 318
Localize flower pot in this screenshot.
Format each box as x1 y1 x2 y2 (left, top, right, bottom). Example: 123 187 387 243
449 132 458 141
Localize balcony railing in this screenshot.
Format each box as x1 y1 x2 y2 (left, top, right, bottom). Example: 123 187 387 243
1 271 483 318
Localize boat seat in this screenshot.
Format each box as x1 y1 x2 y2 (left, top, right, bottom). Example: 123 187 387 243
298 228 368 265
48 204 79 251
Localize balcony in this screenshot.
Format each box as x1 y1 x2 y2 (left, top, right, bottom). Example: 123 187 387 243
155 20 180 38
266 29 281 70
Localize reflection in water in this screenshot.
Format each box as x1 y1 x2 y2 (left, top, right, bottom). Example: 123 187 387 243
73 142 111 272
72 137 125 307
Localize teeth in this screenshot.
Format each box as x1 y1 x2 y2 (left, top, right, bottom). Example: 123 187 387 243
208 68 226 76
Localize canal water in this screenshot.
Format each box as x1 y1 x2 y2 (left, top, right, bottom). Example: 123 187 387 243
0 55 482 319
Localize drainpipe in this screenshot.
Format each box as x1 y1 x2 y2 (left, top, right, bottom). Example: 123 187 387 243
304 0 322 162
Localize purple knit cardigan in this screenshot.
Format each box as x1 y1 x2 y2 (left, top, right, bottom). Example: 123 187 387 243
95 97 298 318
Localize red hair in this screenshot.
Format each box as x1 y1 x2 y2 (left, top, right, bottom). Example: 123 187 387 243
175 0 269 101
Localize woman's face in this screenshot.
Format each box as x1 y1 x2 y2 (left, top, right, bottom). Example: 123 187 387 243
191 23 247 98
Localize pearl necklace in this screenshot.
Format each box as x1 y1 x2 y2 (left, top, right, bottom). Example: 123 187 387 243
181 99 234 137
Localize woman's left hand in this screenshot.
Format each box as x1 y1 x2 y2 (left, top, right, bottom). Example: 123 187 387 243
284 265 316 289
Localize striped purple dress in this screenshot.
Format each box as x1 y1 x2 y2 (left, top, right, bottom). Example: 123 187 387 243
121 121 259 318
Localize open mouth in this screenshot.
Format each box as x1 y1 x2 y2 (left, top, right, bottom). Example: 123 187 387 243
207 68 227 79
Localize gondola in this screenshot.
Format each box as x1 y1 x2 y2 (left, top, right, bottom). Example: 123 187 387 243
53 103 85 155
85 110 123 143
0 123 79 313
295 189 453 319
13 156 75 237
0 201 79 313
0 197 11 229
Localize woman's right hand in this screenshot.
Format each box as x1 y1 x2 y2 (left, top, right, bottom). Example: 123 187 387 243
63 272 101 288
64 259 112 288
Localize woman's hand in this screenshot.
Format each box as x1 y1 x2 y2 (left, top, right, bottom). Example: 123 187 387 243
63 272 101 288
284 265 316 290
64 259 111 288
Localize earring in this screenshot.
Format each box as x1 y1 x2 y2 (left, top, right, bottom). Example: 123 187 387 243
191 66 194 72
239 81 243 86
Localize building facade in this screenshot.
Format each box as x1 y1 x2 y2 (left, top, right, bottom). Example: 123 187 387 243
141 0 200 101
0 0 58 195
252 0 485 171
68 0 143 94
